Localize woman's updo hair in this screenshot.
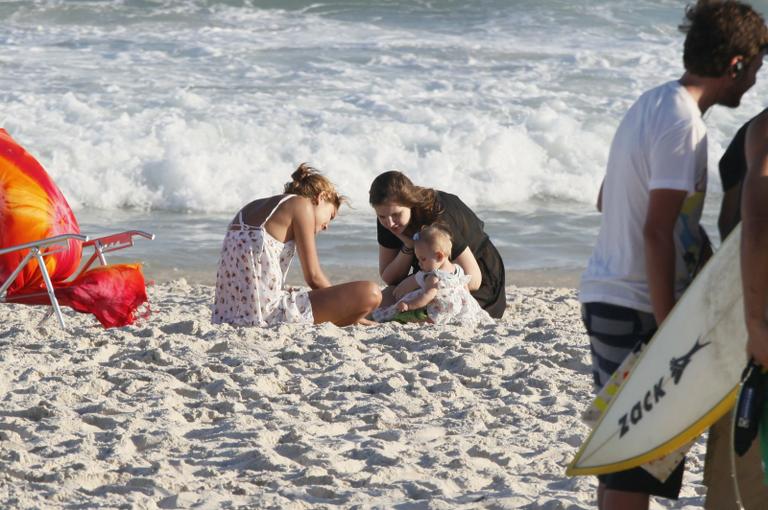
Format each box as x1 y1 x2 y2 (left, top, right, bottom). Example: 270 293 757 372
284 163 345 209
368 170 443 235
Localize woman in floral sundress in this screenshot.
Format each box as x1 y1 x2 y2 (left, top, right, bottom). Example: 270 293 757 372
212 164 381 327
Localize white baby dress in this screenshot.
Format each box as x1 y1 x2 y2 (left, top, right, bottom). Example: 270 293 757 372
373 265 493 327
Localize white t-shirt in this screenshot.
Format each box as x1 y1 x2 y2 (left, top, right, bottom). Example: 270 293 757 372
580 81 708 313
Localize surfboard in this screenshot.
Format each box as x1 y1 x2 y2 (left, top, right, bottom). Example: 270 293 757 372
567 224 747 476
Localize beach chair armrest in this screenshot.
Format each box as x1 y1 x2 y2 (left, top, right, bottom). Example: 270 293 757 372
0 233 89 256
82 230 155 254
79 230 154 274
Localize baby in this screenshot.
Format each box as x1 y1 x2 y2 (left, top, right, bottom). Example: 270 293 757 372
373 224 493 326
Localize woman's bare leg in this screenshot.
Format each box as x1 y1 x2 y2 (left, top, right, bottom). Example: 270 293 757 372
309 281 382 326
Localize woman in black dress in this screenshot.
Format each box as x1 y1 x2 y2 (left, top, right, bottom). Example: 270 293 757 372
369 170 506 318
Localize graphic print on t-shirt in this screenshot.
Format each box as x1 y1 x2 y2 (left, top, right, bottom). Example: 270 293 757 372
677 190 705 278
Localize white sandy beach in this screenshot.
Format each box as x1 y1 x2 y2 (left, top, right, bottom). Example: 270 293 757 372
1 282 707 509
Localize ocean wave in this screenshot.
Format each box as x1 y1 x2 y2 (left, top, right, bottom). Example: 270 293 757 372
0 0 764 212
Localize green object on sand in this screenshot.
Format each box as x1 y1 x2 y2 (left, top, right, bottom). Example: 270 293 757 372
392 309 429 324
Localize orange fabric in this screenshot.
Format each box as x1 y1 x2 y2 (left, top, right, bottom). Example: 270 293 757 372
0 129 81 290
0 129 148 328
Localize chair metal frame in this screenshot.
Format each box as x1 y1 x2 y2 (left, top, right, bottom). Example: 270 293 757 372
0 231 154 328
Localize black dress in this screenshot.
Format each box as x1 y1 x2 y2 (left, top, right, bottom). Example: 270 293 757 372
377 191 506 318
718 108 768 229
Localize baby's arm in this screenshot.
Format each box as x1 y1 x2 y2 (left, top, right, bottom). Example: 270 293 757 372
393 274 421 300
397 274 439 311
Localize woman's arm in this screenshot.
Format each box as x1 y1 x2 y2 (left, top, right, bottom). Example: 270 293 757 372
718 185 742 240
453 247 482 291
379 244 414 285
292 199 332 289
742 113 768 368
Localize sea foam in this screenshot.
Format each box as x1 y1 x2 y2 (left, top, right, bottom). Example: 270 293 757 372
0 0 764 213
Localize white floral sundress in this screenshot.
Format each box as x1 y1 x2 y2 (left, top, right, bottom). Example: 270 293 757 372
212 195 314 326
373 265 493 326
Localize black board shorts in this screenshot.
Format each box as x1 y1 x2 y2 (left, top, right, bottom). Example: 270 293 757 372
581 301 684 500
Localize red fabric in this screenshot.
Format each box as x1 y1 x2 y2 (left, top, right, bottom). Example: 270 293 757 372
8 264 149 328
0 129 149 328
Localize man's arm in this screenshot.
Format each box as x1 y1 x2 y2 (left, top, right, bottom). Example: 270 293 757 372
644 189 688 325
741 113 768 367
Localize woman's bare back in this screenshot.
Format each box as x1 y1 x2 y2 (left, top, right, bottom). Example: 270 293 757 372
230 194 295 243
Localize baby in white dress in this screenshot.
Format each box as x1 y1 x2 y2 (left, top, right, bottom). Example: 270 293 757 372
373 224 493 327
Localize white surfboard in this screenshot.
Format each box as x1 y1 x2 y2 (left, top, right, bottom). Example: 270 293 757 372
567 224 747 476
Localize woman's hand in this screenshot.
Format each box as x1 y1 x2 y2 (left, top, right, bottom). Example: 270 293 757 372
397 301 409 312
393 231 414 249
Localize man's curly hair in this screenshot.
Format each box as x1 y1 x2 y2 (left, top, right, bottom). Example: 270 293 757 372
680 0 768 77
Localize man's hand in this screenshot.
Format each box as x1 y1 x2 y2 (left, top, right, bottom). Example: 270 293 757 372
747 321 768 368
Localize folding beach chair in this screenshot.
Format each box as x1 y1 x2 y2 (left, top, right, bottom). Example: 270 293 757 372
0 230 154 328
0 127 153 329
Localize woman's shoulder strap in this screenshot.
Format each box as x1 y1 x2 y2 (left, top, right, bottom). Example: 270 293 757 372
261 194 298 227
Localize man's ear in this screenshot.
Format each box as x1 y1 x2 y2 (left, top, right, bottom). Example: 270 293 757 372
729 55 745 78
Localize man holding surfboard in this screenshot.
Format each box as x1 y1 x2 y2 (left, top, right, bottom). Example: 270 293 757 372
580 2 768 509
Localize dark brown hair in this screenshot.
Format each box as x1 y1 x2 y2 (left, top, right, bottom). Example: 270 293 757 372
368 170 444 235
284 163 345 209
680 0 768 77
